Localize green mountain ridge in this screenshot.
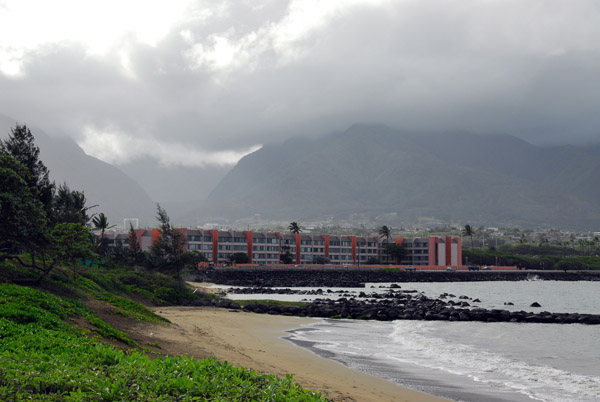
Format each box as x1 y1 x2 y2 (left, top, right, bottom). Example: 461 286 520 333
206 124 600 229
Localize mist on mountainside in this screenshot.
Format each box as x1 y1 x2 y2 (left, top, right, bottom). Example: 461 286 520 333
117 157 229 203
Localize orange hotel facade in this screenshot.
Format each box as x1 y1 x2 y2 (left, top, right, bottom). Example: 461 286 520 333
117 229 463 267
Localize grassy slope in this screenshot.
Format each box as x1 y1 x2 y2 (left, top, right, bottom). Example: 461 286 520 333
0 262 327 401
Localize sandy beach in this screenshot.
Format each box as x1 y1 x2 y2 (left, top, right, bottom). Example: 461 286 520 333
137 306 450 402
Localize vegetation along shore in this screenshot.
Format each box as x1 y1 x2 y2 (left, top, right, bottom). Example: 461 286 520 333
0 125 450 401
2 125 599 400
0 126 327 401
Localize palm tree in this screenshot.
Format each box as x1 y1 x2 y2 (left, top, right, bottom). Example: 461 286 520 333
462 224 475 252
378 225 391 244
92 212 114 253
379 225 392 262
288 222 302 234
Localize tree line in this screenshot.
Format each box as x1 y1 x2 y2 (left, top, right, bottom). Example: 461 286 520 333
0 124 203 284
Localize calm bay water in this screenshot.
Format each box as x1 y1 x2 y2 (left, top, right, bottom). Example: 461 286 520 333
225 280 600 401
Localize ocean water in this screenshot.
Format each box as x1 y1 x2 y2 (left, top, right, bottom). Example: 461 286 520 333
225 280 600 401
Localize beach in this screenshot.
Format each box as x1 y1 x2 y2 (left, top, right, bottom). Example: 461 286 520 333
138 306 449 402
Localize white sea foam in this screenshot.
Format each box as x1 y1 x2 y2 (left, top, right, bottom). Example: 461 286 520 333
271 281 600 401
388 321 600 402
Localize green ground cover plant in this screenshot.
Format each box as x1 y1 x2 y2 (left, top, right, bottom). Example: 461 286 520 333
0 283 326 401
93 292 167 324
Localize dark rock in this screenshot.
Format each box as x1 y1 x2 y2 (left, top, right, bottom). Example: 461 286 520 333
580 315 600 325
203 269 600 326
525 315 542 322
530 302 542 308
216 300 231 308
201 268 600 288
458 311 471 321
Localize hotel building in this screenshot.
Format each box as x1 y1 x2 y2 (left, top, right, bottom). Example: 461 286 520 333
107 229 462 267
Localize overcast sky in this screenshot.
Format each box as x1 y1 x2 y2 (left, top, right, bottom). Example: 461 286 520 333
1 0 599 167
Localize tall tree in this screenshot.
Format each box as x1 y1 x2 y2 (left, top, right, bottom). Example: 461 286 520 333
53 183 96 225
0 124 54 216
462 224 475 253
288 222 302 234
2 221 96 283
379 225 391 244
51 223 97 277
91 212 114 255
150 204 186 285
378 225 392 262
0 155 48 254
127 223 144 266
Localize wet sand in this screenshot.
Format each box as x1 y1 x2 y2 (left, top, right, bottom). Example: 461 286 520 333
141 306 450 402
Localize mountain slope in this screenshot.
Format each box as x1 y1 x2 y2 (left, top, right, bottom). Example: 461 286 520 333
0 115 156 227
206 124 600 229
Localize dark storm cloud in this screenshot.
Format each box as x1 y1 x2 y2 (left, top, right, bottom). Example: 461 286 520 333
1 0 600 166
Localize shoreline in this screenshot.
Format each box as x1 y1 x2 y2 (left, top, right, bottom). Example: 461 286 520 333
141 306 450 402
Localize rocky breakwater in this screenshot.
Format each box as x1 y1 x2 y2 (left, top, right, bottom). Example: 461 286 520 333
205 288 600 325
195 268 600 287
